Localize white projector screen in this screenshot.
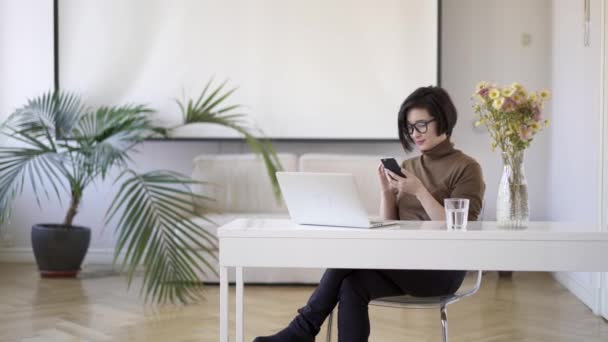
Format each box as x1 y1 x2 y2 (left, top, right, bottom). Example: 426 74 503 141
59 0 438 139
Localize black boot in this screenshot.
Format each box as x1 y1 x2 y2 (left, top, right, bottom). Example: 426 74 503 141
252 325 314 342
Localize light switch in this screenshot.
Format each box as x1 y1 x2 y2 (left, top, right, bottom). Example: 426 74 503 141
521 33 532 47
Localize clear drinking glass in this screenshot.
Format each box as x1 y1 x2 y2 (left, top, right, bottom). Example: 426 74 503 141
444 198 469 230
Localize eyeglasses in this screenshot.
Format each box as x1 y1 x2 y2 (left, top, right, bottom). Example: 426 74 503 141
406 119 436 135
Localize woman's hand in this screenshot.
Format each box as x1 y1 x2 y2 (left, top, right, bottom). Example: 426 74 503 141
378 164 399 219
386 168 426 197
377 164 393 194
387 169 446 220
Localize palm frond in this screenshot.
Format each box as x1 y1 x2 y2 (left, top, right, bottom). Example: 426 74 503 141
3 91 85 140
107 170 218 304
204 117 282 198
175 80 283 197
71 104 155 180
0 91 90 227
0 140 67 226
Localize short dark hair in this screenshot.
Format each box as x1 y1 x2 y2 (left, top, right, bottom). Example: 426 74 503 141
397 86 458 152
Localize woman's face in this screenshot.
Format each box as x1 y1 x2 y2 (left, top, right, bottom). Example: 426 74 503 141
406 108 447 152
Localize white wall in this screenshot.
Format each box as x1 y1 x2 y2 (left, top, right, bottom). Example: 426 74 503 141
442 0 552 221
548 0 602 312
602 0 608 321
0 0 54 123
0 2 553 262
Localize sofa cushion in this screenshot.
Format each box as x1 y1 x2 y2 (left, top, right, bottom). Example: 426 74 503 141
298 153 388 216
190 153 297 214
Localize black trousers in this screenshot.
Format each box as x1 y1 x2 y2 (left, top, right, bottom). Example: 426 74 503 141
289 269 466 342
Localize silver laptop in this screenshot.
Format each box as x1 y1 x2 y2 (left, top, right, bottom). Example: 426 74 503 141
276 172 397 228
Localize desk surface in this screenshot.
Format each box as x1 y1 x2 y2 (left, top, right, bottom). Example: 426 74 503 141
218 218 608 272
217 218 608 342
218 218 608 241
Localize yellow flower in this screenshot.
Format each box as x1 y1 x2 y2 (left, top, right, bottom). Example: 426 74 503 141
489 89 500 100
531 122 541 131
476 81 488 92
540 90 550 99
517 89 528 99
529 92 538 102
511 82 522 90
502 87 515 97
512 92 523 103
492 97 505 110
474 120 482 127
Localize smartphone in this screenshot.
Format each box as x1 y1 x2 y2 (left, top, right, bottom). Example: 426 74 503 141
381 158 406 178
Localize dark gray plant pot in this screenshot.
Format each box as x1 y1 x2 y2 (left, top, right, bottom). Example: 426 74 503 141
31 224 91 278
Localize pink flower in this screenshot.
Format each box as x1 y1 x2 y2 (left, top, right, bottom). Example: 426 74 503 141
503 98 517 112
478 88 490 98
532 106 543 122
519 125 532 140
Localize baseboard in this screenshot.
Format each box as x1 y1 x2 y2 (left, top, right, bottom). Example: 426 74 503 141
0 247 116 264
553 272 600 313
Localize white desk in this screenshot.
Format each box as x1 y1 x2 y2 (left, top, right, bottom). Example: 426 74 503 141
218 219 608 342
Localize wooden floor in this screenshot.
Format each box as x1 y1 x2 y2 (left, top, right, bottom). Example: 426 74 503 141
0 264 607 341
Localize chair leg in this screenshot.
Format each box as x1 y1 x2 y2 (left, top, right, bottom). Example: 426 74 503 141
440 304 448 342
326 311 334 342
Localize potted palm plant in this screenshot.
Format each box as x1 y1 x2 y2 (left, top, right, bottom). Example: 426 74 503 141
0 80 281 303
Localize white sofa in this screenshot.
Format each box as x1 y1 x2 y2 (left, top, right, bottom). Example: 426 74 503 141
189 153 389 283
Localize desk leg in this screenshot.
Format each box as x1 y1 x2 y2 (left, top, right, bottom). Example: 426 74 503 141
220 266 229 342
236 266 244 342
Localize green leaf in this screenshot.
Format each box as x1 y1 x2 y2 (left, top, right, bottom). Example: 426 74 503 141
173 79 283 199
0 141 66 226
71 104 155 180
108 170 218 304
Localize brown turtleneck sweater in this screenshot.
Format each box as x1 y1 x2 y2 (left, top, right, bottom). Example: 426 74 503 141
398 139 486 221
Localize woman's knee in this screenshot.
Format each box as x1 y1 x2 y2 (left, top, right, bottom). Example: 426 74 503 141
320 268 353 284
338 272 371 303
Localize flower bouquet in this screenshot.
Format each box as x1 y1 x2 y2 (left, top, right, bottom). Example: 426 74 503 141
473 82 550 227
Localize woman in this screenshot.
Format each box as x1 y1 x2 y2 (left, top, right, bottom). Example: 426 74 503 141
253 86 486 342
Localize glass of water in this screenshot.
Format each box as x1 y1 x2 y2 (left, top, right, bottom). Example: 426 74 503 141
444 198 469 230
